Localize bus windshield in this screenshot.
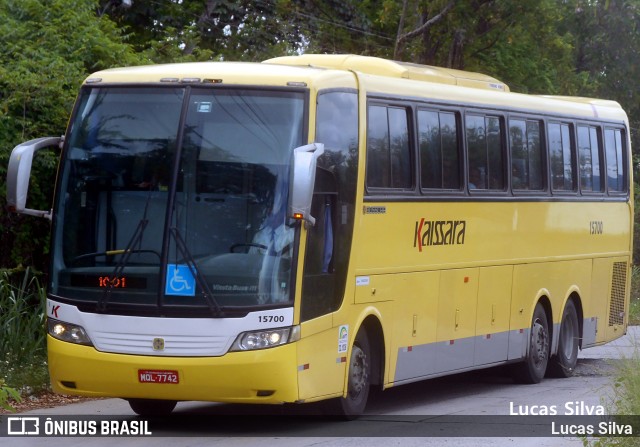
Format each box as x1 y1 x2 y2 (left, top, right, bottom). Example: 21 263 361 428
50 86 306 315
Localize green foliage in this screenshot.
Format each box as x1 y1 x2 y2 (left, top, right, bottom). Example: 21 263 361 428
629 266 640 325
283 0 391 56
0 0 143 271
635 181 640 266
584 265 640 446
0 268 49 394
0 268 47 363
564 0 640 151
99 0 301 62
0 378 21 412
584 353 640 446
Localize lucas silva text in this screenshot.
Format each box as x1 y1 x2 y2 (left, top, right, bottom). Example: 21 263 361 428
509 401 633 436
510 401 606 416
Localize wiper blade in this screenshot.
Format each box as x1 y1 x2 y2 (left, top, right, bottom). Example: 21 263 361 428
73 249 161 265
97 181 158 313
169 227 223 318
97 218 149 313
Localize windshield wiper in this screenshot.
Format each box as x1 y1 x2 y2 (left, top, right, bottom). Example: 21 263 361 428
72 249 161 265
97 218 148 313
97 185 155 313
168 227 223 318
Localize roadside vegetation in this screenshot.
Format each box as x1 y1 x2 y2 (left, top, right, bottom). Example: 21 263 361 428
0 268 48 411
583 266 640 447
630 266 640 326
591 355 640 447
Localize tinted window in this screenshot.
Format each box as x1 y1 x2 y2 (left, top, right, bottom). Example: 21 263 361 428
302 91 359 321
578 125 603 192
418 110 460 189
466 114 504 190
604 128 626 192
509 119 543 190
53 87 305 312
548 122 575 191
366 105 412 189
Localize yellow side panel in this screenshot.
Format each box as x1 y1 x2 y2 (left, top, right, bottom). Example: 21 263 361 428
512 260 591 320
475 266 512 365
297 314 346 401
590 258 612 344
476 266 513 336
354 272 395 304
387 271 440 380
389 272 440 345
353 202 630 274
437 269 479 342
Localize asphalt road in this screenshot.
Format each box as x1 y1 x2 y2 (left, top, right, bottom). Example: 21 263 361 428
3 327 639 447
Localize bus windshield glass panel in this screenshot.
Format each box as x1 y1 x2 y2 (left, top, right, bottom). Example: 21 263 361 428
50 87 305 313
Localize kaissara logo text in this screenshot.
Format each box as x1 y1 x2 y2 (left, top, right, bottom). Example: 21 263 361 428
413 218 466 252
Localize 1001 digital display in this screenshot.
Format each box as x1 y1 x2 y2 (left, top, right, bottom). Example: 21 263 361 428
69 274 147 289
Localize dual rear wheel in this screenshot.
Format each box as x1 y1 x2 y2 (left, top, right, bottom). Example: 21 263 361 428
514 300 579 383
548 300 580 378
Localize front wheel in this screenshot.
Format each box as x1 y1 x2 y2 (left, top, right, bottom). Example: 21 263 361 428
547 300 579 378
327 329 371 419
513 303 550 384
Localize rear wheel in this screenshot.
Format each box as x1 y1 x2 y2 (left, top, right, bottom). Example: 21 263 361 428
513 303 550 384
128 398 177 416
547 300 579 378
327 328 371 419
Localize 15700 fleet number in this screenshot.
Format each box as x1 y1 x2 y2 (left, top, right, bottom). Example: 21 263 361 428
258 315 285 323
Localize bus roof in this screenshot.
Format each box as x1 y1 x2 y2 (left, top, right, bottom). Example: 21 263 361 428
266 54 626 121
83 61 356 90
265 54 510 92
84 55 627 123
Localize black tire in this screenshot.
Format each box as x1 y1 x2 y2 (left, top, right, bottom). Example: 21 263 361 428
128 398 177 416
326 328 371 419
513 303 550 384
547 300 579 378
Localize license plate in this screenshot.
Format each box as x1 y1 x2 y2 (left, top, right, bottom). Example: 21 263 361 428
138 369 179 384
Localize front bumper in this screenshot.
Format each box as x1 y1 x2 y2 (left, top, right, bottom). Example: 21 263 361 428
48 335 299 404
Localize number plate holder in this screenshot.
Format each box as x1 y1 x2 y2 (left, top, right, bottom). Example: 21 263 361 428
138 369 179 384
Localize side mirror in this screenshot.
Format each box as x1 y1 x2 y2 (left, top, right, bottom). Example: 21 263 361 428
6 136 62 220
289 142 324 226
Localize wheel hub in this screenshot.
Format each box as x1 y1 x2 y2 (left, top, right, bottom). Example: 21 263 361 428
531 320 549 366
348 345 368 397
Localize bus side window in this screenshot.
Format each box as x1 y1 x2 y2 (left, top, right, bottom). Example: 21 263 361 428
366 104 412 190
302 90 358 322
604 128 626 193
418 109 461 190
301 170 338 320
466 114 505 191
549 122 576 192
509 119 543 191
578 124 603 192
304 169 337 275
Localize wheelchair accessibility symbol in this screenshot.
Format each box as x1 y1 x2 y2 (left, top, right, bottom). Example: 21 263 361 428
165 264 196 296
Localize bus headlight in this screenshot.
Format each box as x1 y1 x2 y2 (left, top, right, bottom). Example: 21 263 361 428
230 326 300 351
48 319 93 346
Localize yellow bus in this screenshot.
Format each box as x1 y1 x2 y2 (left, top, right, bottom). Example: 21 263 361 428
7 54 632 417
